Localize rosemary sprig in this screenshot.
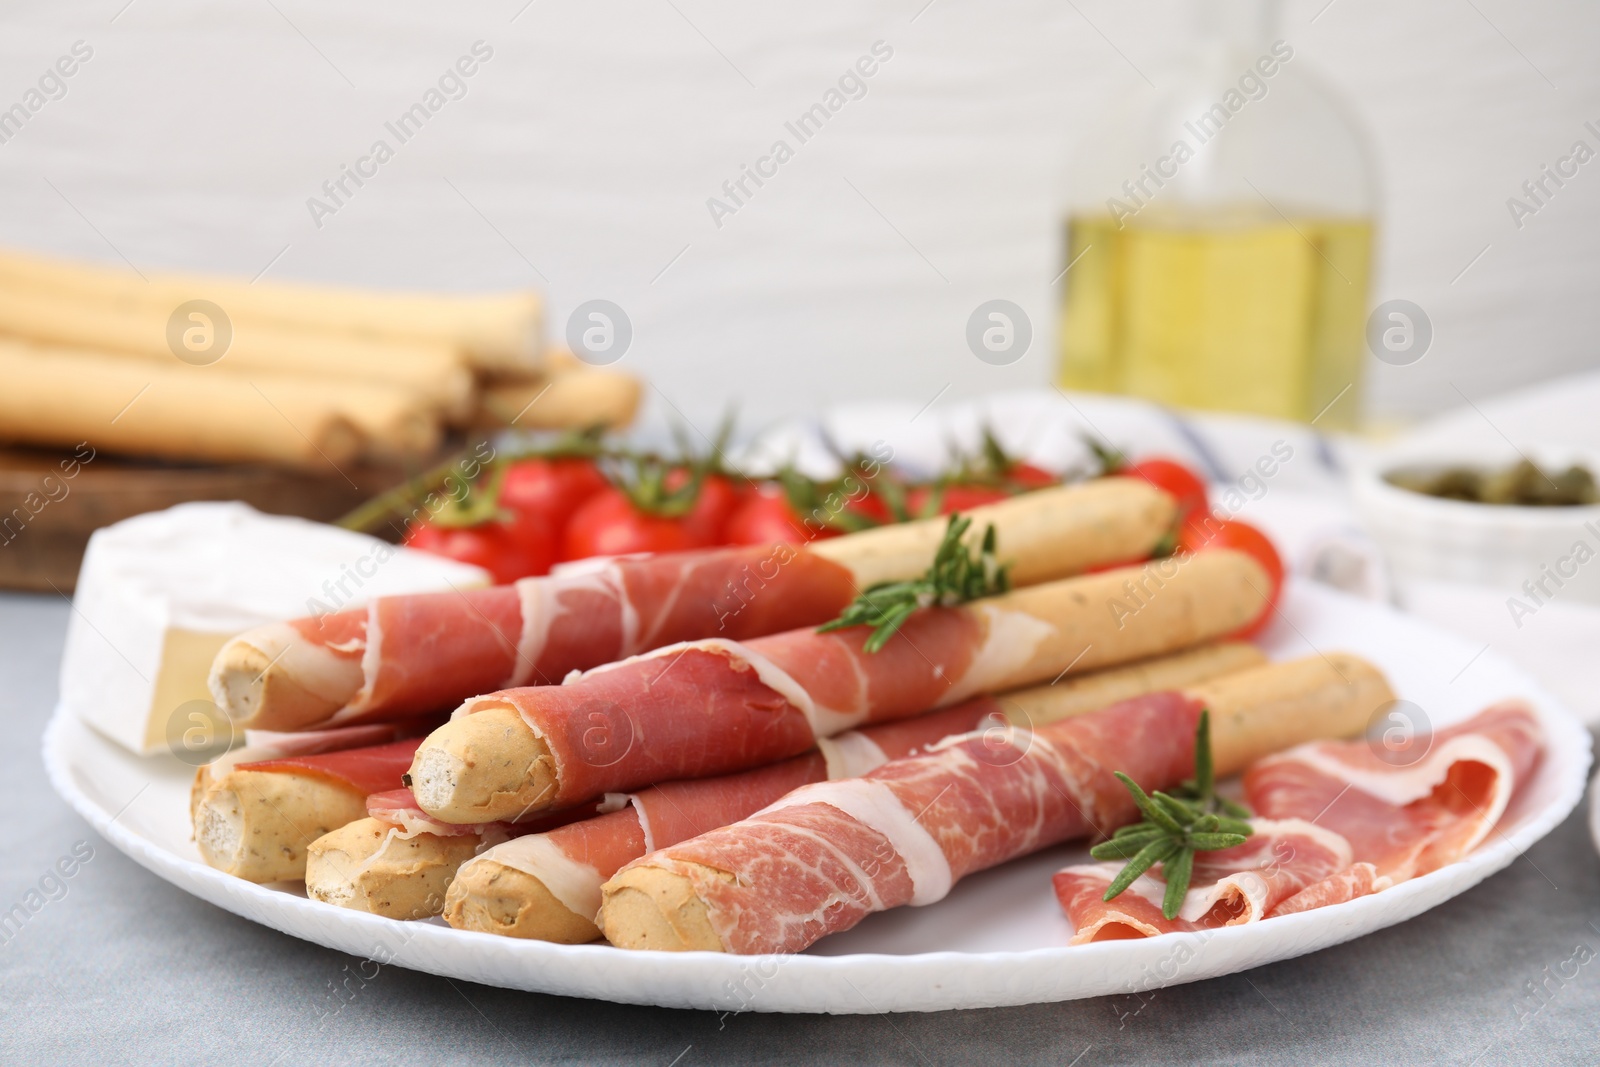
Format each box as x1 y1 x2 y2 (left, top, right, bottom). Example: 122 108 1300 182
1088 710 1254 920
816 514 1009 653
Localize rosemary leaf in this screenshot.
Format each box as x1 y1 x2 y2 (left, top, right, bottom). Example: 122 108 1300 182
1098 707 1258 917
817 513 1009 652
1151 791 1201 826
1102 839 1180 901
1186 833 1249 851
1114 773 1186 836
1219 797 1254 820
1161 848 1195 920
1089 831 1167 860
1193 709 1215 803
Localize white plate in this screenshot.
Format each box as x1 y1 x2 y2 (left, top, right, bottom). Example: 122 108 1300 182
44 579 1591 1013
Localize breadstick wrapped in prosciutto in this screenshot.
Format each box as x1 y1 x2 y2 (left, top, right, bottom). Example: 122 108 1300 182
596 653 1393 954
302 789 593 920
1051 701 1543 940
209 479 1175 732
305 706 987 924
441 642 1263 941
193 737 427 883
409 549 1272 824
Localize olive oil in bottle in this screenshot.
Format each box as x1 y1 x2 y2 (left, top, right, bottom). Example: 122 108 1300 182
1055 0 1377 428
1058 208 1373 428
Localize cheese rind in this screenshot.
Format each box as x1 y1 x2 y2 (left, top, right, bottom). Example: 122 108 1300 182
61 501 488 756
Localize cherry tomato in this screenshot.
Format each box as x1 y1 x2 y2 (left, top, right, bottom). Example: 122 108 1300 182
563 488 699 559
500 457 609 528
725 487 833 545
1118 457 1209 524
499 509 558 578
1005 462 1058 490
843 489 893 526
669 470 742 546
405 521 540 585
906 483 1012 517
1177 515 1285 638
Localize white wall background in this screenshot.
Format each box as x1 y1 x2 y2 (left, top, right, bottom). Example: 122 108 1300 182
1 0 1596 431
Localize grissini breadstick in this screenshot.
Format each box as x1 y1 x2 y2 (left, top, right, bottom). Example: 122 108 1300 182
193 739 423 882
0 285 475 420
246 367 440 463
806 477 1173 589
306 818 478 919
303 788 598 918
409 549 1270 824
188 719 433 830
0 246 542 373
471 364 643 432
998 641 1264 728
442 706 989 941
0 339 364 470
210 479 1176 732
596 653 1394 953
442 642 1263 942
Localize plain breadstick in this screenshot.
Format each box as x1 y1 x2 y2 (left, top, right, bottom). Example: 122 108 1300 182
471 365 644 431
0 286 474 420
0 246 542 372
305 818 476 919
0 339 365 469
999 642 1265 728
951 549 1271 683
810 477 1172 588
597 653 1393 953
1188 652 1394 776
245 371 439 463
408 550 1269 824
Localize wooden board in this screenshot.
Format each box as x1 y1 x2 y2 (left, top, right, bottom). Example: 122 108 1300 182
0 445 430 593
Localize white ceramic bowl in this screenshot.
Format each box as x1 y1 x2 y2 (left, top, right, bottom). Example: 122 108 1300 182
1351 441 1600 606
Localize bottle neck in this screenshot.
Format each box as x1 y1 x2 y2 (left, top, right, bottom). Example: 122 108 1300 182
1193 0 1279 48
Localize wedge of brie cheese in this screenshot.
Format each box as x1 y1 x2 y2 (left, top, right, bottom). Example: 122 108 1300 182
60 501 488 756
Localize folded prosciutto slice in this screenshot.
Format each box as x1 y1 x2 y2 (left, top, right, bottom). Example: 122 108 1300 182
1051 821 1384 941
1052 701 1544 942
446 699 1012 937
1246 700 1543 881
600 691 1204 954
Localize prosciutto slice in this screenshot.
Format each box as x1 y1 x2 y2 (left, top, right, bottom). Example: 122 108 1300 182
235 738 425 796
610 691 1202 955
230 544 857 725
458 699 1015 926
201 716 441 781
1052 702 1543 942
1245 700 1542 881
364 788 593 840
1051 820 1374 941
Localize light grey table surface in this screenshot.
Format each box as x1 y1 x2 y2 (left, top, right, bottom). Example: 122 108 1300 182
3 590 1598 1067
